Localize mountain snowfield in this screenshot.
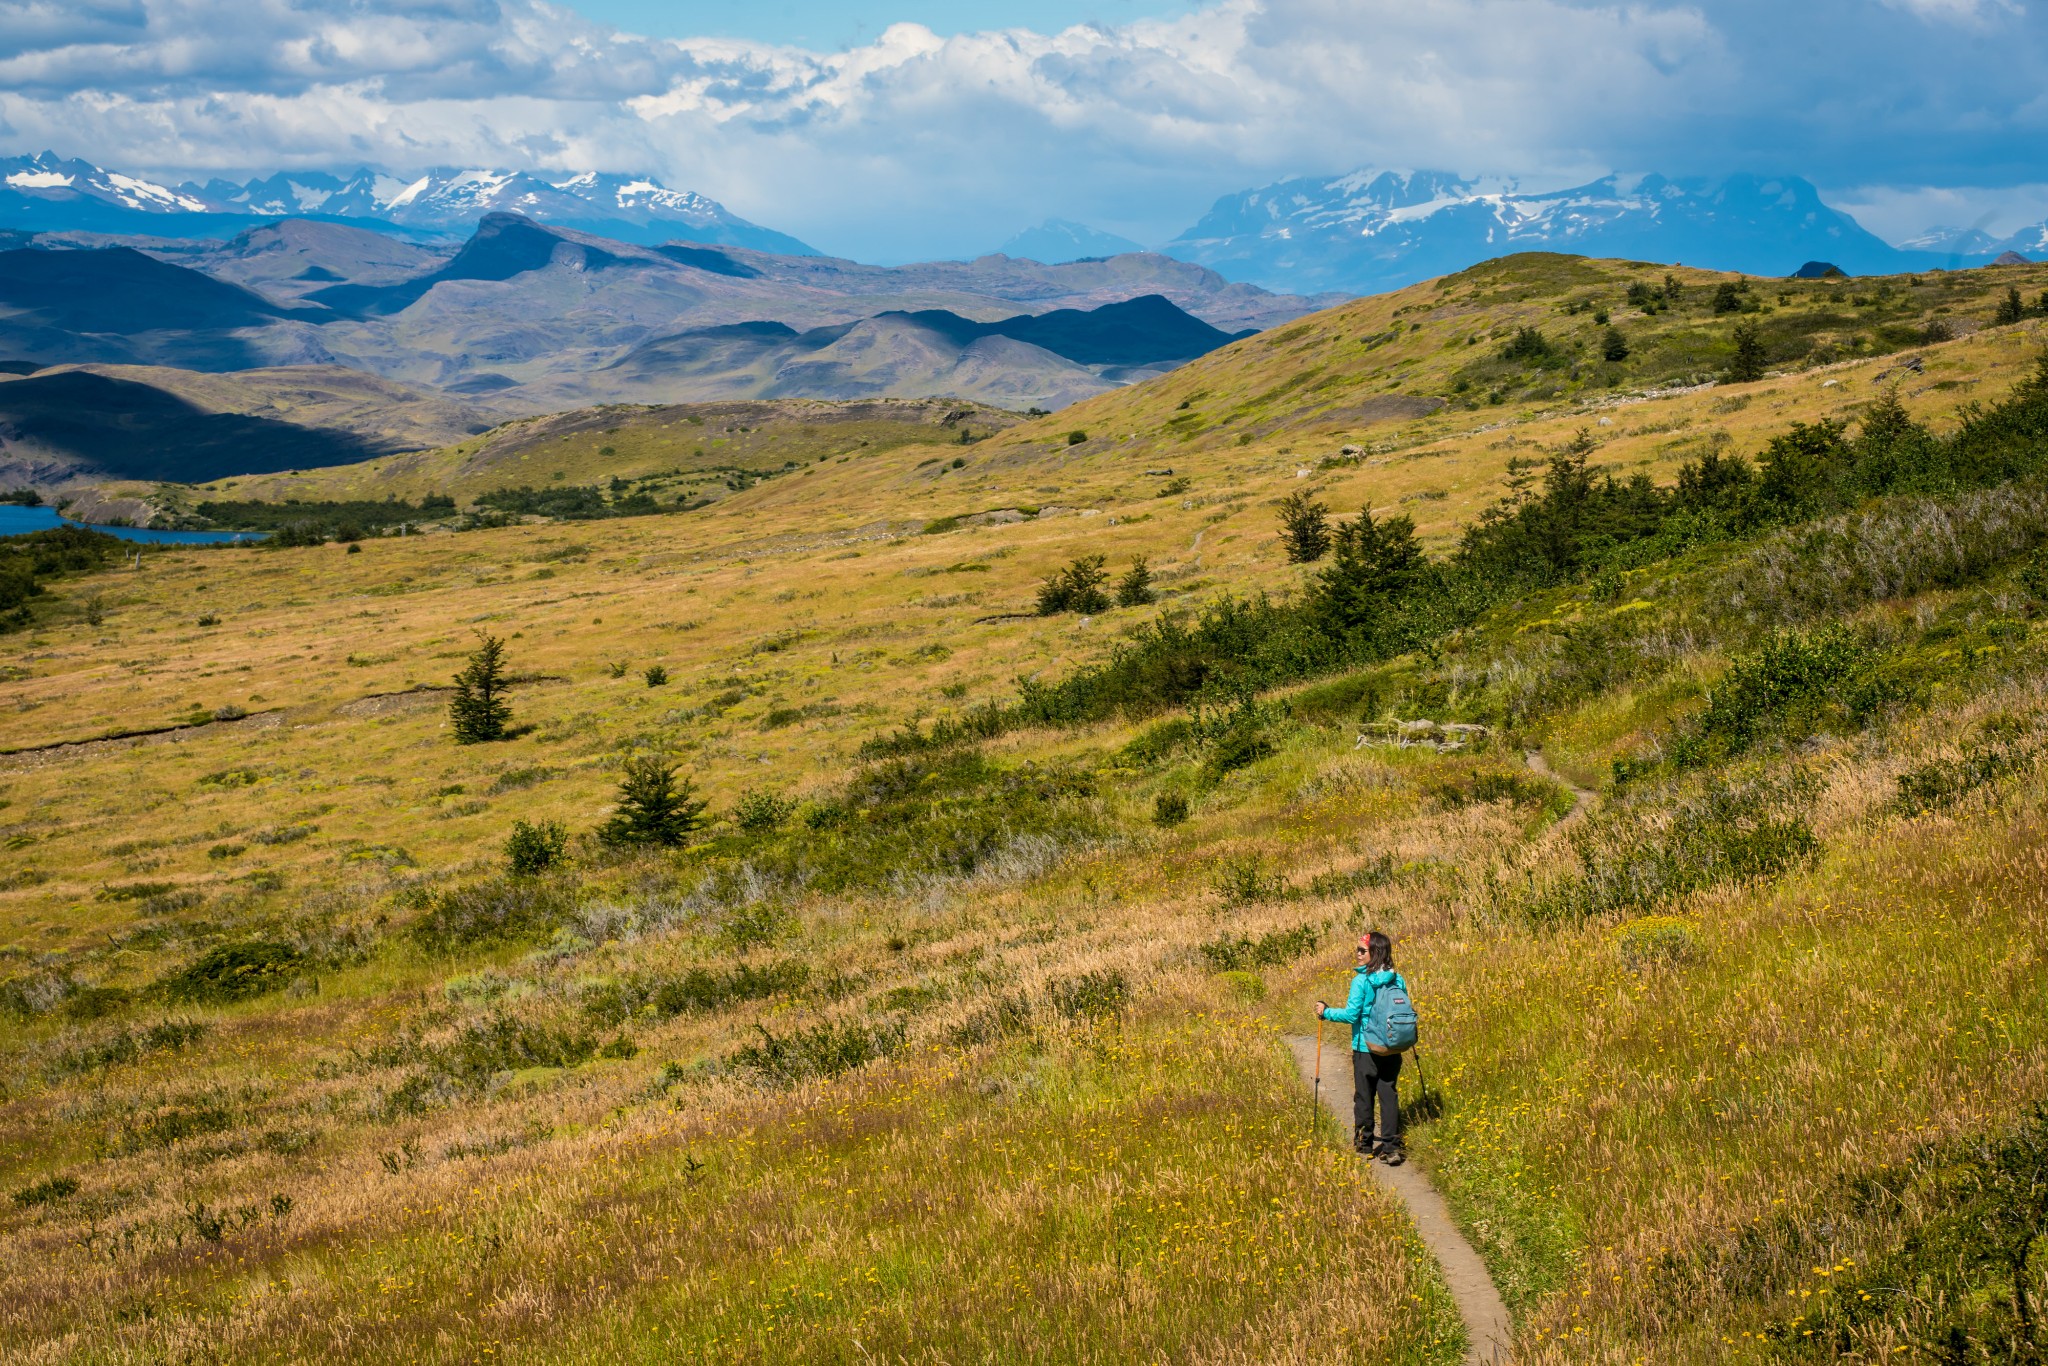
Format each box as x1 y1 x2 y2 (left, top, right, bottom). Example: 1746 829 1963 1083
8 150 2048 289
0 152 815 254
1159 168 2043 292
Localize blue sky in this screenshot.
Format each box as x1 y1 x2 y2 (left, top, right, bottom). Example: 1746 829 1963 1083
1 0 2045 262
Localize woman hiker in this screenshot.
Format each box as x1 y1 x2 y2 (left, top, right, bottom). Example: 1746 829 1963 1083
1317 931 1408 1165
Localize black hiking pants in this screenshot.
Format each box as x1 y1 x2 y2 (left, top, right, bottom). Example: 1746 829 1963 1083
1353 1049 1402 1150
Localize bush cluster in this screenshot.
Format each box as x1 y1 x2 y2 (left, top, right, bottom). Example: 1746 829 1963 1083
1198 924 1321 972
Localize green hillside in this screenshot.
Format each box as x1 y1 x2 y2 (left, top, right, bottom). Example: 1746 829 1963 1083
3 252 2047 1363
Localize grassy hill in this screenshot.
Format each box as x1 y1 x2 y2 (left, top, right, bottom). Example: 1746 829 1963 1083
3 252 2047 1362
182 396 1025 518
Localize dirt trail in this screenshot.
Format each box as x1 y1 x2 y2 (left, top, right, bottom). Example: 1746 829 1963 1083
1524 748 1595 826
1286 1034 1514 1364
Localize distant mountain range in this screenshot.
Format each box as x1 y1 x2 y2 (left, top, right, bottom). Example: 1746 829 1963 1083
996 220 1145 264
10 150 2048 296
0 151 814 253
556 294 1250 411
0 212 1325 486
1160 169 2047 293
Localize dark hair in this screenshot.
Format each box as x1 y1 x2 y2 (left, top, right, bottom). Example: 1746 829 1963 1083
1364 931 1394 973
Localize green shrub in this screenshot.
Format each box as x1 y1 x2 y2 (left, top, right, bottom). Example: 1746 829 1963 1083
1612 915 1700 970
1201 708 1277 781
2017 546 2048 601
45 1018 207 1079
504 820 569 877
1199 923 1320 971
105 1092 239 1155
1677 625 1890 763
95 881 177 902
1526 778 1821 924
732 790 797 832
408 879 576 952
1066 430 1088 445
1759 1106 2048 1358
12 1175 78 1207
1499 326 1559 365
488 766 558 794
1213 853 1291 906
1306 854 1400 898
584 959 815 1025
1893 726 2036 814
729 1018 905 1085
1152 791 1191 827
1046 969 1130 1020
1217 969 1266 1001
159 942 303 1004
1122 717 1194 767
434 1013 602 1088
644 665 669 688
948 992 1037 1047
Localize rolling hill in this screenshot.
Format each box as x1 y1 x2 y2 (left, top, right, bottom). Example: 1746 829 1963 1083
0 364 497 488
0 216 1336 462
160 250 2048 519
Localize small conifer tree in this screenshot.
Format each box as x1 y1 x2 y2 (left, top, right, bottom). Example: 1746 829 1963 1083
1276 490 1331 563
1114 556 1156 607
449 631 512 744
1036 555 1111 615
1725 323 1768 384
1601 326 1630 362
599 756 708 848
1995 286 2025 325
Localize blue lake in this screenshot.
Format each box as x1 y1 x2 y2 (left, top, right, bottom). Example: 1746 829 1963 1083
0 504 265 545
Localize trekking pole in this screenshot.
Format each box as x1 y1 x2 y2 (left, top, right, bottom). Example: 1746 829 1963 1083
1311 1012 1325 1136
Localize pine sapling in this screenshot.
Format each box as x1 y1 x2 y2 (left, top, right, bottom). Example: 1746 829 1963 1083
599 756 708 848
449 631 513 744
1115 556 1156 607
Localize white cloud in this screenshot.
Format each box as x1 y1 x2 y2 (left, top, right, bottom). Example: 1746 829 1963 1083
1875 0 2018 23
1829 181 2048 244
0 0 2036 260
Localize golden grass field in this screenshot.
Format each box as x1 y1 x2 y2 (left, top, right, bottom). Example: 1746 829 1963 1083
5 253 2048 1363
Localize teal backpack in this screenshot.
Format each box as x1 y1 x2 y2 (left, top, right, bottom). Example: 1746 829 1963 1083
1369 978 1420 1053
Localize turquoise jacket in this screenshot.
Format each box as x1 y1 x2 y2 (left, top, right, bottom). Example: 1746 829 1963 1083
1322 966 1407 1053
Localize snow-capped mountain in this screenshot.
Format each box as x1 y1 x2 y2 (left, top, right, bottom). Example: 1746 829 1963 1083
0 151 815 254
1990 221 2047 260
0 150 224 232
994 219 1146 264
1898 225 2003 256
1162 169 1928 292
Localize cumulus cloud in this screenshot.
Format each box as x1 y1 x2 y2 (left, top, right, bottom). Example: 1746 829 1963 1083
0 0 2042 258
1876 0 2018 23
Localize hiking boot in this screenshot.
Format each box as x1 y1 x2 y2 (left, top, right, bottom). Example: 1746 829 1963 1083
1378 1146 1405 1167
1352 1127 1372 1155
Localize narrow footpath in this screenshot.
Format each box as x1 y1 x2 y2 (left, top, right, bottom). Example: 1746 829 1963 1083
1524 747 1595 826
1274 748 1584 1360
1286 1035 1513 1365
